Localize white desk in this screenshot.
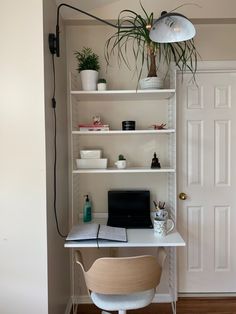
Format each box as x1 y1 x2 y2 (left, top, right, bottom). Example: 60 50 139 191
65 219 185 314
64 228 185 248
65 217 185 248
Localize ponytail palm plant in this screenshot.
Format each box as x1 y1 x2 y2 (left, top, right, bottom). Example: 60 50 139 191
105 4 198 83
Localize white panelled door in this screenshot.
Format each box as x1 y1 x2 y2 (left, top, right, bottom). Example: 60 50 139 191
177 68 236 293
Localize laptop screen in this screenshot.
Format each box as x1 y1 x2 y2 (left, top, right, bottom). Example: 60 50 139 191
108 190 150 218
107 190 152 228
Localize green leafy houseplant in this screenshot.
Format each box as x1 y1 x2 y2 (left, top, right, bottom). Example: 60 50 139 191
74 47 100 72
105 3 198 83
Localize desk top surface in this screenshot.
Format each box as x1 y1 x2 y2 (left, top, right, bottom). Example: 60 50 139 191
64 219 185 248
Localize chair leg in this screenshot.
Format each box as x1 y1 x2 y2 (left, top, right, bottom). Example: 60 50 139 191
101 311 111 314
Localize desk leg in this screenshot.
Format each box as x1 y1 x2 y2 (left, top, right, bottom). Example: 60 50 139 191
156 247 167 267
71 303 78 314
171 300 176 314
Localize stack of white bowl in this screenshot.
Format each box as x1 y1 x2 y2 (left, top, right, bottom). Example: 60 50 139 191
76 150 108 169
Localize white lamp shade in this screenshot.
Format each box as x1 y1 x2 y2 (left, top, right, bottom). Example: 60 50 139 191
149 13 196 43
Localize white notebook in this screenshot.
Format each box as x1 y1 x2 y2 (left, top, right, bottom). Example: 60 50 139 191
66 223 127 242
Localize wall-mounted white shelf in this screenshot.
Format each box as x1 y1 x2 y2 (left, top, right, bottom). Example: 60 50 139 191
69 69 177 305
73 167 175 174
71 89 175 101
72 129 175 135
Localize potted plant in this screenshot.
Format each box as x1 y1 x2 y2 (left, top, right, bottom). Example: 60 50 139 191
105 4 198 89
114 154 126 169
97 78 107 91
74 47 100 91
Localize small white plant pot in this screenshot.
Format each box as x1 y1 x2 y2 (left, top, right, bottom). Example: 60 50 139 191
97 83 107 91
80 70 98 91
114 160 126 169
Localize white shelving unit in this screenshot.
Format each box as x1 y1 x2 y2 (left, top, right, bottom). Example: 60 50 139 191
68 69 178 306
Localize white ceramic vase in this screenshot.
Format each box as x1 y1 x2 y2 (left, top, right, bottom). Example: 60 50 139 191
139 76 163 90
80 70 98 91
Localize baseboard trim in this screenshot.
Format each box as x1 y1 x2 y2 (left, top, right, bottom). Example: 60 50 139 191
178 293 236 298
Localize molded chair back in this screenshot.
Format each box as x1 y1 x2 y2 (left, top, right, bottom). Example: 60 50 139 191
76 254 162 294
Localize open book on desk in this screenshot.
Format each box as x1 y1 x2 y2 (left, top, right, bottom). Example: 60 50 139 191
66 223 127 242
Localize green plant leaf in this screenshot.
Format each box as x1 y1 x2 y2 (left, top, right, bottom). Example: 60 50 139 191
105 3 198 82
74 47 100 72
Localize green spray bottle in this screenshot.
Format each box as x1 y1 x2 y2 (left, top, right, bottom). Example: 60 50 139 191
83 195 92 222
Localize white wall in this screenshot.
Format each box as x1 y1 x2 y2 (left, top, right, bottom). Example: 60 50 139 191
0 1 48 313
58 0 236 20
43 0 70 313
0 1 69 313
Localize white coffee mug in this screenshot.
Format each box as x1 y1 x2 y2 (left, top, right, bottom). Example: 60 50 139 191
154 218 175 237
114 160 126 169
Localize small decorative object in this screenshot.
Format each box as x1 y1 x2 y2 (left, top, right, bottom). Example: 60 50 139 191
115 154 126 169
78 116 109 131
74 47 100 91
97 78 107 91
93 115 102 125
151 152 161 168
122 120 136 131
152 123 167 130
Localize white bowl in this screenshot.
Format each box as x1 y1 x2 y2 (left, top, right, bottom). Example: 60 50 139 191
76 158 107 169
80 150 102 159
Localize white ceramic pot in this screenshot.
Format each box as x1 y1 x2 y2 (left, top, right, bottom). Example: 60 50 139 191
97 83 107 91
139 76 163 90
114 160 126 169
80 70 98 91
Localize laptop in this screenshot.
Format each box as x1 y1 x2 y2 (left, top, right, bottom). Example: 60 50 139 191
107 190 153 229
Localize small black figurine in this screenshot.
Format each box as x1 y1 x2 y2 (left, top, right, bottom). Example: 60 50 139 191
151 152 161 169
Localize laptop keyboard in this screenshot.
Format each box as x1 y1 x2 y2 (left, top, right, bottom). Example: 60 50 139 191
107 217 153 229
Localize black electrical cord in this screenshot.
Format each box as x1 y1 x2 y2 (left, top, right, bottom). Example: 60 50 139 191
51 53 67 238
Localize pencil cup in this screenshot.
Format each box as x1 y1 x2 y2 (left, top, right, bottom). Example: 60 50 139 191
155 210 168 221
154 218 174 237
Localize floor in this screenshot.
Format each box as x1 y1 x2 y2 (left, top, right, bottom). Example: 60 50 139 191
71 298 236 314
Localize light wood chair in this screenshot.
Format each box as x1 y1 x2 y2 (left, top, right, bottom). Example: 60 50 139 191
75 248 166 314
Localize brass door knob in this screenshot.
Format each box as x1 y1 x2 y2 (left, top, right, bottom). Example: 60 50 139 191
179 192 187 200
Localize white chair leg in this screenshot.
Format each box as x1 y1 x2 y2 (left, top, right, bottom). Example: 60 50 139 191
101 311 111 314
118 310 126 314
